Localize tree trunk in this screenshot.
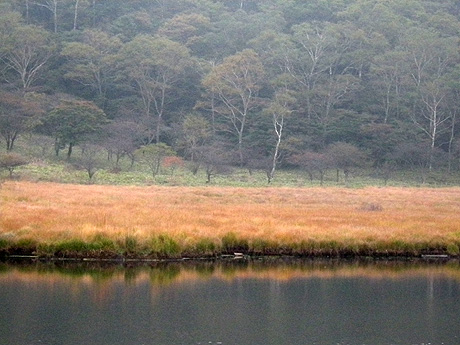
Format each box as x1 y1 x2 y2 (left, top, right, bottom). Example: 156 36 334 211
25 0 30 24
54 139 60 156
53 1 57 33
447 111 456 173
73 0 80 30
238 134 244 167
67 142 73 159
156 117 161 144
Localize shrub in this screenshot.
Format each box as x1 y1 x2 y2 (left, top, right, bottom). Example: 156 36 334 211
447 243 460 256
150 235 181 258
194 238 217 256
0 239 9 250
11 238 37 255
250 238 278 255
124 236 138 254
0 153 28 178
221 232 249 253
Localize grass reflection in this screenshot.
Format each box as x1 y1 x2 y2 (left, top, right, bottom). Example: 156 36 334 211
1 259 460 288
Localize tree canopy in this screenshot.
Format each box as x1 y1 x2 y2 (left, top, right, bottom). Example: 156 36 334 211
1 0 460 180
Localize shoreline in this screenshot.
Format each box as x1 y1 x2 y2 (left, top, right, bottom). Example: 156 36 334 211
0 247 456 263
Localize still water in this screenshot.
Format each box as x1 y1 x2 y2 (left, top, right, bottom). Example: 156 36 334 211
0 259 459 345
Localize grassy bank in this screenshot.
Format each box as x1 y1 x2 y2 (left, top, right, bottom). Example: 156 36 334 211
1 181 460 259
3 135 460 188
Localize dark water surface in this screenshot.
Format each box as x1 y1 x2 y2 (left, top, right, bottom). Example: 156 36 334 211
0 259 459 345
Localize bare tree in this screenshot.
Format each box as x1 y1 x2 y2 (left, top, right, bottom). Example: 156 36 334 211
32 0 58 33
325 142 367 185
289 151 332 186
1 24 55 89
202 49 265 166
194 144 233 183
118 36 193 144
263 88 294 182
74 143 103 182
0 91 44 151
101 120 142 169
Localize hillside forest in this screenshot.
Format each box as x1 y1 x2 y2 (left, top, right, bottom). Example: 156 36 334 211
1 0 460 184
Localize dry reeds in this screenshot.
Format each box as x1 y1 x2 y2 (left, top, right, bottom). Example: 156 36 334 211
1 181 460 258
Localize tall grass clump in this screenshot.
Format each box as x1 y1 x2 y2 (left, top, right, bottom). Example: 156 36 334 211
150 235 181 258
250 238 280 256
0 239 9 250
191 238 218 257
0 239 11 258
447 243 460 256
221 232 249 253
122 235 140 256
10 238 38 256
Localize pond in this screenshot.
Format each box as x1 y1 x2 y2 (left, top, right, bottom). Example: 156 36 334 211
0 259 459 345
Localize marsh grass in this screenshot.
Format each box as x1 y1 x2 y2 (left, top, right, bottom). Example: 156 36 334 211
1 181 460 258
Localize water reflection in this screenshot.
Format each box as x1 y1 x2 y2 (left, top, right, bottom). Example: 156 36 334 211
1 259 459 345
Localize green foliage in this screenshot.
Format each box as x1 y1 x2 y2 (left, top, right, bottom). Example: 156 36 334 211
447 243 460 256
250 238 278 255
38 237 118 257
149 265 182 285
0 238 10 250
124 236 139 254
1 0 460 184
221 232 249 253
12 238 37 254
43 100 107 158
150 235 181 258
193 238 218 256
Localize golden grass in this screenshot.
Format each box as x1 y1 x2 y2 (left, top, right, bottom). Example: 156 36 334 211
1 181 460 257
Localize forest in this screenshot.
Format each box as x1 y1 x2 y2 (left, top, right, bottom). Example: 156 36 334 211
1 0 460 184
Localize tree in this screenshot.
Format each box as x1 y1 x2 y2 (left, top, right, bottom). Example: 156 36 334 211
0 91 45 151
71 0 91 31
101 120 142 169
158 13 211 48
135 143 176 177
400 29 458 171
43 100 107 158
325 142 367 184
73 143 102 182
61 29 122 100
118 35 194 144
285 22 361 145
289 151 332 186
201 49 265 166
390 141 437 184
32 0 59 33
194 143 233 183
1 23 55 89
163 156 184 175
180 114 211 161
369 51 407 123
0 152 28 178
263 88 294 182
